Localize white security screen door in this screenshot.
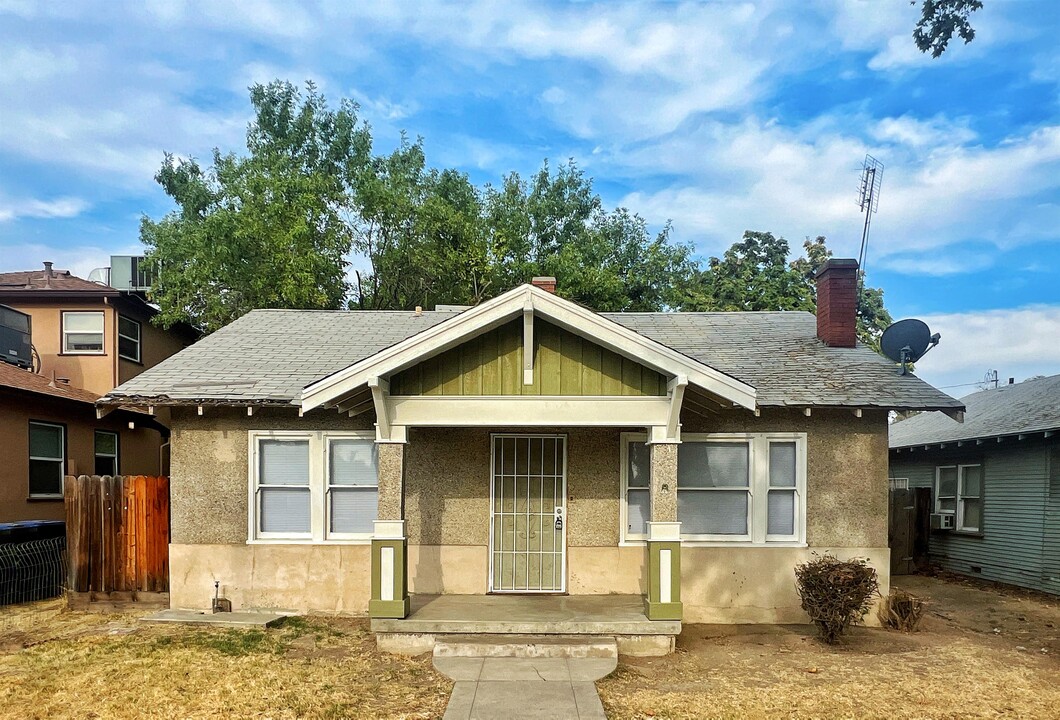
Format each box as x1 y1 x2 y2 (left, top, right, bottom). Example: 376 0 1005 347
490 434 567 593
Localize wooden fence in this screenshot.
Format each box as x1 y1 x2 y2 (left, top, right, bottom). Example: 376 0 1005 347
888 486 931 575
64 475 170 596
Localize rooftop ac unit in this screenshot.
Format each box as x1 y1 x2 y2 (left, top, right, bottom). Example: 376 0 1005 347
109 255 154 292
930 513 955 531
0 304 32 369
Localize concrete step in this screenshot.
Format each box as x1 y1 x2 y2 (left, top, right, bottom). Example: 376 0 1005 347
434 634 618 659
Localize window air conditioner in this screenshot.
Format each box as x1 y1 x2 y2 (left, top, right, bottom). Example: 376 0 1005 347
930 513 955 531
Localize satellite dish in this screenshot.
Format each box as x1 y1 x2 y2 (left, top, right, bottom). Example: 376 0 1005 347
880 319 941 376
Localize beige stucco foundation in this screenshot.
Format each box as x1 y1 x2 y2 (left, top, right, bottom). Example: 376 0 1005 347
167 407 891 624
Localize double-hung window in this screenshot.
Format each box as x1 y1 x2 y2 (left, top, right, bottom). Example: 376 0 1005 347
678 433 805 544
249 431 377 541
94 430 119 476
62 311 105 354
935 464 981 532
118 316 141 362
29 421 65 498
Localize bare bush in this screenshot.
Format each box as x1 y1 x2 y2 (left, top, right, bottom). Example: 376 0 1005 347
878 588 924 632
795 554 879 644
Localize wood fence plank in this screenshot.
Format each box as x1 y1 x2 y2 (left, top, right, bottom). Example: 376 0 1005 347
136 475 148 592
160 476 170 592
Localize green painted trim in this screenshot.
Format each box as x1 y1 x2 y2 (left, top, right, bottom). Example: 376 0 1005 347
646 540 682 621
370 538 409 619
390 318 667 397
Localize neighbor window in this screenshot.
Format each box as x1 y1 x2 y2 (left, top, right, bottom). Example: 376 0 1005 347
62 311 105 354
118 315 141 362
679 434 805 543
94 430 119 476
620 433 806 544
249 431 377 541
29 421 65 497
936 464 981 532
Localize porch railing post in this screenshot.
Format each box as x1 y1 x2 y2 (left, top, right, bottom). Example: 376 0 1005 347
646 438 682 621
370 436 410 619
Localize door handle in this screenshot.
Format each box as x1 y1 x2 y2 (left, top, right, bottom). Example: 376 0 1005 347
554 506 564 531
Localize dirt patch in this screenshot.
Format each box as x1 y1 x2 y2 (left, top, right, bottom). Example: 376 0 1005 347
598 576 1060 719
0 608 451 719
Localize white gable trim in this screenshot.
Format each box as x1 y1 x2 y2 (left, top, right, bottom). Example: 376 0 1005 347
301 284 756 411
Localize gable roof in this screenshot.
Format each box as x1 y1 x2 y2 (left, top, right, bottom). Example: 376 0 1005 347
300 284 757 411
0 362 101 404
101 295 961 413
890 374 1060 449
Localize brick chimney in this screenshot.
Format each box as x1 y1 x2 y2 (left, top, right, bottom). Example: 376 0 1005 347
531 276 557 293
815 258 859 348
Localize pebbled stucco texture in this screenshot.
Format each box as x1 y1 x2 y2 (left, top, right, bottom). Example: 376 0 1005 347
649 442 678 522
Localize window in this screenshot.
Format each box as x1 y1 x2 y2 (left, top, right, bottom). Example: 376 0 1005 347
677 433 805 543
94 431 119 476
29 421 65 497
249 431 377 541
118 316 141 362
62 311 105 354
621 436 651 540
936 464 981 532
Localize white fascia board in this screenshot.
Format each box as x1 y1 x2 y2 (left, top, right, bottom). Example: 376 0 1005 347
387 395 672 427
301 284 757 411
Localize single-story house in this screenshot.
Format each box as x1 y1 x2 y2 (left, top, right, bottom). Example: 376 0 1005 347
100 260 961 639
889 374 1060 595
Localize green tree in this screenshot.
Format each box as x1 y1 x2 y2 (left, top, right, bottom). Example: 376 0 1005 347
681 232 893 348
141 81 370 332
913 0 983 58
482 160 695 311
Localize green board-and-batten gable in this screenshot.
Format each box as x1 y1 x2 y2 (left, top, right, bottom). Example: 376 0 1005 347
389 318 668 397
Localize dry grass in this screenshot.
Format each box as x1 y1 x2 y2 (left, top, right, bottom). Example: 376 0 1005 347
0 607 450 720
599 618 1060 719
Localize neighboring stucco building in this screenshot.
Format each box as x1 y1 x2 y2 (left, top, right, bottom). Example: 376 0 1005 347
889 374 1060 595
0 263 196 522
101 260 961 633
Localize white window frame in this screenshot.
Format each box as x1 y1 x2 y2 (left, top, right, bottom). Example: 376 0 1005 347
675 432 806 546
325 435 379 541
61 310 105 355
117 315 141 363
247 430 377 544
94 430 119 476
619 432 651 544
29 421 65 498
935 464 982 533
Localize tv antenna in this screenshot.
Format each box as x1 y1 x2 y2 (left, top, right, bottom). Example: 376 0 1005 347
857 154 884 277
983 369 998 389
880 319 940 376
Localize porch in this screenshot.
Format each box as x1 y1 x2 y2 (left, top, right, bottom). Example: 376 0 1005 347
372 593 680 656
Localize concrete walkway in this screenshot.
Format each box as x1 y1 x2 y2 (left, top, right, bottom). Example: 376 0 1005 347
436 657 614 719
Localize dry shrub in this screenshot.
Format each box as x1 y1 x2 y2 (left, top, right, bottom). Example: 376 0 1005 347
878 588 924 632
795 554 879 644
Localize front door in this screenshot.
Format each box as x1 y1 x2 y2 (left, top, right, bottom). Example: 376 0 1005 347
489 434 567 593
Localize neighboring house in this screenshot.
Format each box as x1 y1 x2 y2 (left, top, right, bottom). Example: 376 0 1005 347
100 260 961 628
889 375 1060 595
0 262 197 522
0 360 165 522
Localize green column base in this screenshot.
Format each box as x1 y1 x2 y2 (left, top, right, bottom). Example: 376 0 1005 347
645 599 684 621
369 597 411 619
646 539 682 622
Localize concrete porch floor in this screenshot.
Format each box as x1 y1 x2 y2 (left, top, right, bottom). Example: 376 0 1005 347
372 594 680 656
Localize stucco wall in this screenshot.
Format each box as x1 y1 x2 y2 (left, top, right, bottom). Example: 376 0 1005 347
7 302 117 396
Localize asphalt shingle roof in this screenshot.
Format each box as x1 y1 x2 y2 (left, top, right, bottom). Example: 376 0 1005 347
0 362 100 404
0 269 116 293
889 373 1060 448
103 306 960 411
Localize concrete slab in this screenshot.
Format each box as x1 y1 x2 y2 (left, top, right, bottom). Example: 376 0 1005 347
435 634 617 659
139 609 289 628
442 682 478 720
466 681 578 719
568 658 617 681
434 657 485 681
479 657 570 682
571 681 607 718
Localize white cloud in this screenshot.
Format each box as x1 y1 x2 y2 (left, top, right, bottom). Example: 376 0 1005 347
911 305 1060 392
0 241 141 279
0 196 89 222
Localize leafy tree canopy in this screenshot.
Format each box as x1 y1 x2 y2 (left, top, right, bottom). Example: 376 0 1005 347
913 0 983 58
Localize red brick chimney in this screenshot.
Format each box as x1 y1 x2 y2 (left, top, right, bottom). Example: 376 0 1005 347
531 276 557 293
815 258 859 348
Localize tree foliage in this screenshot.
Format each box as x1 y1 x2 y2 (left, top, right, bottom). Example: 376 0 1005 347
142 80 893 352
913 0 983 58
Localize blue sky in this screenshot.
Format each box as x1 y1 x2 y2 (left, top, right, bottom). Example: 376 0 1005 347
1 0 1059 392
